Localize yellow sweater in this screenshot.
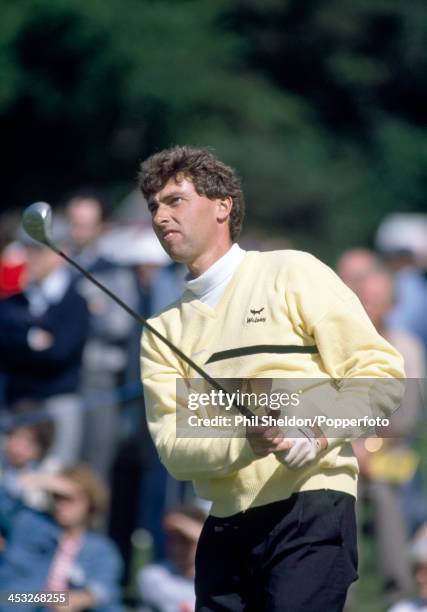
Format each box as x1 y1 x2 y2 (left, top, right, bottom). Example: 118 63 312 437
141 250 405 517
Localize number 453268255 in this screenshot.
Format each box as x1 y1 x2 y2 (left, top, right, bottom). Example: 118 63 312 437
4 592 68 605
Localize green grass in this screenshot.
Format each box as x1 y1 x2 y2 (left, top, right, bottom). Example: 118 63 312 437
353 520 387 612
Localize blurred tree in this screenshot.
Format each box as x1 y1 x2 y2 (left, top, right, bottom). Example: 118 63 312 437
228 0 427 259
0 0 302 204
0 0 426 261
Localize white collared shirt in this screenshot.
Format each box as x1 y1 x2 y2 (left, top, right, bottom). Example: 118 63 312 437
185 243 246 307
25 267 72 316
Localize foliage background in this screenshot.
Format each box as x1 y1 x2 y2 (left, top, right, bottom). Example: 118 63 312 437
1 0 427 262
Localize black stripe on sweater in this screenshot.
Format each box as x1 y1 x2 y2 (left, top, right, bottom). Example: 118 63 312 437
206 344 319 364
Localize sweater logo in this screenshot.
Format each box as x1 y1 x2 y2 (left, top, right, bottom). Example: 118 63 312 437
247 306 266 324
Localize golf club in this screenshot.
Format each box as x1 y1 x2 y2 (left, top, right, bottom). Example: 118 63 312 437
22 202 254 419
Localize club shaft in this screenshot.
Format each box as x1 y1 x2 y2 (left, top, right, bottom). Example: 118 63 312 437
57 249 253 418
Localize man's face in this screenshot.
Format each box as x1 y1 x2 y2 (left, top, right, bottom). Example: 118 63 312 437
66 198 103 250
51 481 91 529
148 175 230 274
6 427 42 468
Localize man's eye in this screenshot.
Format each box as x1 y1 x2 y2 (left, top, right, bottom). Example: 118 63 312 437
148 204 158 214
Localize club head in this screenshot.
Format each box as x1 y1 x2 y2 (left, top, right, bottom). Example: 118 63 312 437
22 202 56 249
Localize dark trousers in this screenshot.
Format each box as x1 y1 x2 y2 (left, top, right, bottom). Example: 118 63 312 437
195 490 358 612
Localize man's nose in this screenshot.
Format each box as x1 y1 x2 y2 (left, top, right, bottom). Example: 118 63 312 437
152 204 170 226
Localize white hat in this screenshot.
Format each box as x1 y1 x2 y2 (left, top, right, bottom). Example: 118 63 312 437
375 213 427 266
98 226 170 266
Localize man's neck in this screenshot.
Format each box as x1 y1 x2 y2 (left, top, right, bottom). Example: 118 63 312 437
187 243 233 278
185 243 246 307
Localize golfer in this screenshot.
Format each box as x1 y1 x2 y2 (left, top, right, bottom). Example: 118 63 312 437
139 146 404 611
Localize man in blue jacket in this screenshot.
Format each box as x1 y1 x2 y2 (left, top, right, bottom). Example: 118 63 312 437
0 224 89 466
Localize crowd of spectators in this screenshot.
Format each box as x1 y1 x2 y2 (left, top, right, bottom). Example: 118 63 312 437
0 193 426 611
0 190 190 611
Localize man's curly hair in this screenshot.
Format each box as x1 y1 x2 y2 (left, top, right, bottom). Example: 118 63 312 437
138 146 245 241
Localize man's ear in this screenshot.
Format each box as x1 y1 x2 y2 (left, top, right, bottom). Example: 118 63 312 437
216 196 233 223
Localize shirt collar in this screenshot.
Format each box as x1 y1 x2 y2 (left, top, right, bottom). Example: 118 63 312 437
185 243 246 299
25 266 71 316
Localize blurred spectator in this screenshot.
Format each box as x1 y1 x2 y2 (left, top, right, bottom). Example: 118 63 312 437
383 249 427 351
129 247 184 551
349 267 427 604
137 504 205 612
65 190 111 269
0 222 89 466
0 465 123 612
0 403 59 514
0 211 26 299
357 268 426 393
376 214 427 349
109 229 183 572
64 191 138 481
376 214 427 270
336 248 383 293
388 525 427 612
0 242 26 300
129 258 186 564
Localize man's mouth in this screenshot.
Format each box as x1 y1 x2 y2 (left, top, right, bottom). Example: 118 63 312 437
163 230 179 241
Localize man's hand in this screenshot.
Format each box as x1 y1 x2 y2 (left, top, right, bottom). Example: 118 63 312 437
276 427 326 470
246 422 294 457
247 418 327 470
27 327 53 350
